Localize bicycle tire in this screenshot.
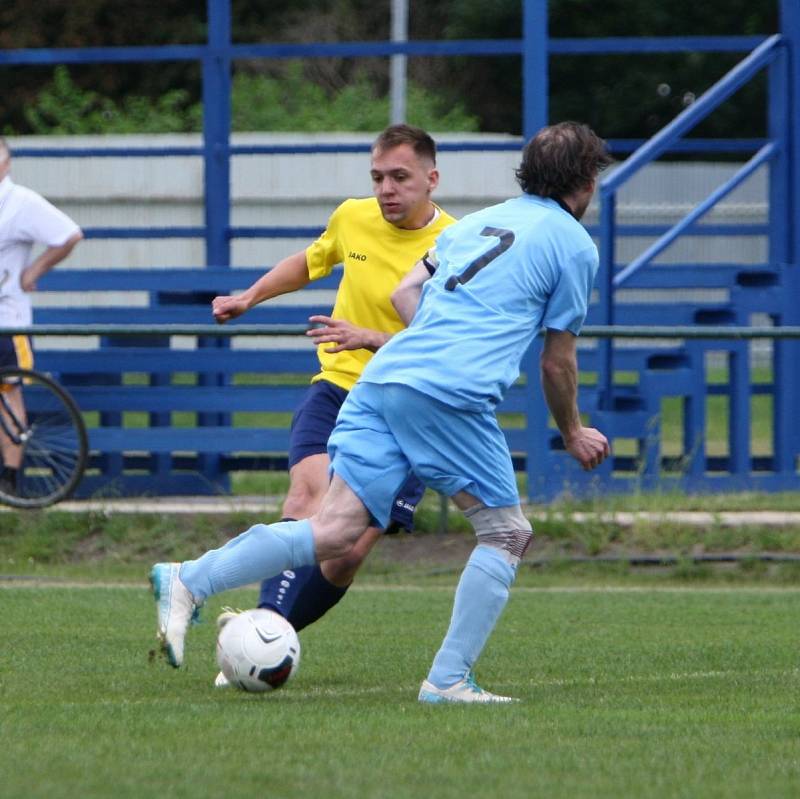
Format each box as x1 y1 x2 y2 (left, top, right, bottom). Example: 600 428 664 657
0 367 89 509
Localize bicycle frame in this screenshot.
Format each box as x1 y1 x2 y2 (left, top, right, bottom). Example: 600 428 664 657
0 385 28 447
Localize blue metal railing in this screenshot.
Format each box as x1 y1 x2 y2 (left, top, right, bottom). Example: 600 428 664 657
595 33 787 409
4 0 799 498
601 35 782 194
9 139 769 158
612 142 777 289
2 0 780 266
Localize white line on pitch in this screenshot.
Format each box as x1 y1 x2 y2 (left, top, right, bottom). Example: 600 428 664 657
2 580 800 594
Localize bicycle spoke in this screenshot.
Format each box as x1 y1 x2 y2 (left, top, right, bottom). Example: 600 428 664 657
0 368 88 508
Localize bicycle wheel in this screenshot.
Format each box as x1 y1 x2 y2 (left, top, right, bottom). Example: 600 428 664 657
0 367 89 509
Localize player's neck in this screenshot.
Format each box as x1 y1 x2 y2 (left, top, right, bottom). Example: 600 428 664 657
551 195 578 220
395 201 437 231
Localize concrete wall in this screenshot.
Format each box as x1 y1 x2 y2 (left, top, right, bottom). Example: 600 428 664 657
8 132 768 271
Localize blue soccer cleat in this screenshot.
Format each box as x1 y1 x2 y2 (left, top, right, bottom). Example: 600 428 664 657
418 673 519 704
150 562 200 668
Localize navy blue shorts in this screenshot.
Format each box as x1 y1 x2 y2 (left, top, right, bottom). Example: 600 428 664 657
0 336 33 371
289 379 424 531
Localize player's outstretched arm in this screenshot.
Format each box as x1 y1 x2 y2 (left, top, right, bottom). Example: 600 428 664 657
540 328 610 471
306 315 390 353
391 259 433 325
212 250 310 324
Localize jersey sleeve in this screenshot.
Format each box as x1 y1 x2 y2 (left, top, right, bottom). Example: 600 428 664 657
541 245 598 335
16 191 80 247
305 201 347 281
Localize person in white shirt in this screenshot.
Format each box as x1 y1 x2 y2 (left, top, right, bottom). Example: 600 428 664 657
0 136 83 493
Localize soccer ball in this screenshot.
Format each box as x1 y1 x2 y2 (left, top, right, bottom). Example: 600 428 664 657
216 609 301 693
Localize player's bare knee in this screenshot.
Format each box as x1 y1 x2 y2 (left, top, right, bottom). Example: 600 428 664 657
282 485 324 520
281 495 309 520
310 516 368 562
464 504 533 566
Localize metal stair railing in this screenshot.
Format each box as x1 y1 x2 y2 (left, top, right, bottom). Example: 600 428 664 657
596 34 785 411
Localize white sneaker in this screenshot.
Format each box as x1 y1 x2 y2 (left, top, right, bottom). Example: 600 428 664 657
418 674 519 704
149 562 200 668
213 608 241 687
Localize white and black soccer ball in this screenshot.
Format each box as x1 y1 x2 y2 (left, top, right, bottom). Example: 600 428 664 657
216 609 301 693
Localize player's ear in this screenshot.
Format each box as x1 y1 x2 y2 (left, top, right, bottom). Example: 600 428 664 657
428 167 440 192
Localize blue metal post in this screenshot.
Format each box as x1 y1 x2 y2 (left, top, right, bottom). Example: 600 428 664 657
778 0 800 477
683 342 707 480
522 0 548 139
203 0 232 267
727 343 751 479
199 0 232 489
768 39 792 476
597 189 616 410
524 338 552 501
522 0 550 500
781 0 800 268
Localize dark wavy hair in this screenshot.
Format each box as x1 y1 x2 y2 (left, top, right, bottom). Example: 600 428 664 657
372 124 437 165
515 122 611 199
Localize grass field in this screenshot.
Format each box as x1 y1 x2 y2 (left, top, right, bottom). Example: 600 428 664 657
2 572 799 799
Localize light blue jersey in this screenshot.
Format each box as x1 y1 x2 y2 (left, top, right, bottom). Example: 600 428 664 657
361 194 598 411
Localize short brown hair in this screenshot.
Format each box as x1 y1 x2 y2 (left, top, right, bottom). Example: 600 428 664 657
515 122 611 199
372 124 437 165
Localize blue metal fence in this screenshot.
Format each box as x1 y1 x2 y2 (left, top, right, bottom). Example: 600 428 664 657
1 0 797 499
542 1 799 500
1 0 779 260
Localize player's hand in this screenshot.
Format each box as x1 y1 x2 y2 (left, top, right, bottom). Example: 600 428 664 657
20 267 37 293
563 426 610 471
306 315 384 353
212 295 249 324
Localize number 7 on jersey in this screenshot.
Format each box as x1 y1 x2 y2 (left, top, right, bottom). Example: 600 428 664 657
445 227 515 291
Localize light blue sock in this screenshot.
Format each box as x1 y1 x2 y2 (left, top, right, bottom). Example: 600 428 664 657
179 519 316 602
427 544 516 688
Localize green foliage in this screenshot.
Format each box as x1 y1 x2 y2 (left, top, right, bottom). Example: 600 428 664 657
1 0 782 136
23 66 202 134
232 63 478 132
439 0 778 135
21 64 478 135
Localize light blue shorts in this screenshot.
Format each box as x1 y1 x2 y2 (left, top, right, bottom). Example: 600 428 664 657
327 381 519 528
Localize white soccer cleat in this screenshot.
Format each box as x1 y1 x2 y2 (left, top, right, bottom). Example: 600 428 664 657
418 673 519 704
212 608 241 687
150 562 200 668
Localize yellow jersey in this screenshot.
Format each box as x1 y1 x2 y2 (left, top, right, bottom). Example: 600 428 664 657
305 197 456 391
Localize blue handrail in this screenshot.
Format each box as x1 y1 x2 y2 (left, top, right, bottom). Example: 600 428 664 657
0 35 765 67
602 34 783 194
549 35 766 55
11 139 769 159
595 32 785 412
613 142 777 288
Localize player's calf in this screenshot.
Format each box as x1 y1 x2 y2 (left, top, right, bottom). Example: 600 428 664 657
424 504 532 692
